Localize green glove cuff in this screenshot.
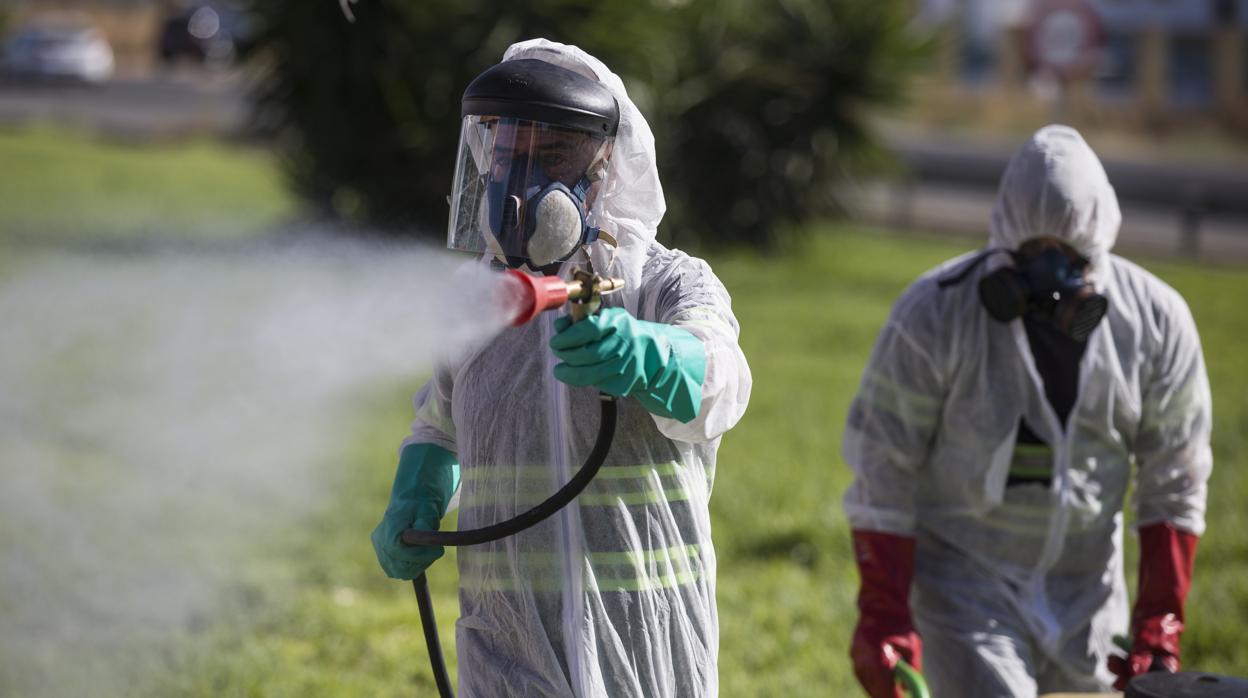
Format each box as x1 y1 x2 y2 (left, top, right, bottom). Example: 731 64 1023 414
550 308 708 424
635 323 706 423
371 443 460 580
388 442 460 519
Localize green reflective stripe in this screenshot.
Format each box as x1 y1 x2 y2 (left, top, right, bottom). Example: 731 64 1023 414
1006 500 1054 512
859 369 942 423
594 569 700 592
592 544 701 566
983 517 1052 536
460 569 703 594
1164 372 1205 417
459 462 692 508
459 465 549 482
460 546 705 594
462 544 701 567
669 306 724 324
578 487 692 506
462 576 562 593
1009 464 1053 479
461 462 682 482
1143 374 1206 435
986 502 1055 530
595 462 683 479
1011 441 1052 478
985 506 1055 534
1013 443 1051 457
460 486 692 509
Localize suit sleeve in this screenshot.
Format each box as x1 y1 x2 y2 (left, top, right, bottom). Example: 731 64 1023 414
643 256 752 444
402 359 458 456
1133 295 1212 535
842 293 946 536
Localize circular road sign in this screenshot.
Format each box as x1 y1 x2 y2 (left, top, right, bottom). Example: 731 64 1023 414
1027 0 1104 82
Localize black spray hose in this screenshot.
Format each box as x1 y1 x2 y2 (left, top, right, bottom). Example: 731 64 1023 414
412 573 454 698
404 395 618 698
402 395 618 547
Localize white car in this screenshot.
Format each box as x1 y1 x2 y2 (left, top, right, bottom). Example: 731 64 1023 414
2 24 116 84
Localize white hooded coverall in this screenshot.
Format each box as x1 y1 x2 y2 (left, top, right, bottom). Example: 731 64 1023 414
405 40 752 697
843 125 1212 696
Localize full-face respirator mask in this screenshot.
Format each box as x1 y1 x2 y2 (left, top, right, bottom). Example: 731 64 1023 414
446 59 619 272
484 151 603 269
940 242 1109 341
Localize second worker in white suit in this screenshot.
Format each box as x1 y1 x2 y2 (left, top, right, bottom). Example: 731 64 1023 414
843 125 1211 697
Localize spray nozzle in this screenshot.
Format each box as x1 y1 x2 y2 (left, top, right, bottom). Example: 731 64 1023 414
504 268 624 326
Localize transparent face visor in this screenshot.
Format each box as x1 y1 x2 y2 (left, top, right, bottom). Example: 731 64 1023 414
447 116 613 270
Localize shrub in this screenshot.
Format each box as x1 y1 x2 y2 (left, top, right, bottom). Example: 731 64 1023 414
244 0 928 248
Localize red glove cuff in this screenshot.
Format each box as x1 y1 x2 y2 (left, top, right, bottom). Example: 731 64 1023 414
1114 522 1199 688
1134 522 1198 625
851 530 920 698
852 530 917 630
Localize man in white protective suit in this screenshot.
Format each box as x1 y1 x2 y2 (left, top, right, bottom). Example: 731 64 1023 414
842 125 1212 697
370 39 752 697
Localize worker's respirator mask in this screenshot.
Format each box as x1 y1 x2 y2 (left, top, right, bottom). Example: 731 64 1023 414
939 241 1109 341
978 246 1108 341
446 59 619 272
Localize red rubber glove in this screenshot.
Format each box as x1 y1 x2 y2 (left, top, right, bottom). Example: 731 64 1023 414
850 530 921 698
1109 522 1199 690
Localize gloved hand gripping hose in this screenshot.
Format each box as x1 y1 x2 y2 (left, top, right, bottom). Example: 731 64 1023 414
851 530 922 698
402 269 623 698
1108 522 1199 690
401 395 617 548
405 396 615 698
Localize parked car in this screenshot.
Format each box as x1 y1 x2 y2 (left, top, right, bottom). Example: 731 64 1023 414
157 2 252 66
1 23 115 84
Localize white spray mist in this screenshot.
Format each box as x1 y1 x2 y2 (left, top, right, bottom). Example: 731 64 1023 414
0 236 523 696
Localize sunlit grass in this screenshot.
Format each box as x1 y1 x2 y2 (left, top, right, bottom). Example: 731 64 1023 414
161 227 1247 696
0 126 295 244
1 128 1243 695
144 389 461 697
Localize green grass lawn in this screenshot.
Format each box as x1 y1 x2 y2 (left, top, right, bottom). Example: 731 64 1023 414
712 231 1248 693
0 127 293 245
2 128 1245 696
148 228 1247 697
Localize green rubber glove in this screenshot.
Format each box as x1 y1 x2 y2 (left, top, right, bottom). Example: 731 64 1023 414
371 443 460 580
549 307 706 423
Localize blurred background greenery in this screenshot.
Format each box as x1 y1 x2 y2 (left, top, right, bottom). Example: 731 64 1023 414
1 0 1247 696
242 0 925 248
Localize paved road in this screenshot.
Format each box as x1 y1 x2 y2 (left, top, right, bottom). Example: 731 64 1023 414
0 69 244 139
849 179 1248 265
1 73 1242 262
857 122 1248 264
886 126 1248 217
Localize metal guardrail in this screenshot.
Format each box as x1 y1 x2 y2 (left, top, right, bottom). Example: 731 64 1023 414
883 133 1248 259
893 137 1248 216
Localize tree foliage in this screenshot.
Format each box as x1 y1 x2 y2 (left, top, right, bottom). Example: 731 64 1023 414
638 0 928 248
244 0 927 248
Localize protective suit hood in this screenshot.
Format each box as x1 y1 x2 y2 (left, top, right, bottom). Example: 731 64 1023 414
502 39 664 301
989 125 1120 268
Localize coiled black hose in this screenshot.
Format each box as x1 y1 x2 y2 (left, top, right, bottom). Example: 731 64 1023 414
404 395 618 698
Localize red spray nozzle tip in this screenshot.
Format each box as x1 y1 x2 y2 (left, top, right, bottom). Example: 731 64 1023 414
506 269 570 326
